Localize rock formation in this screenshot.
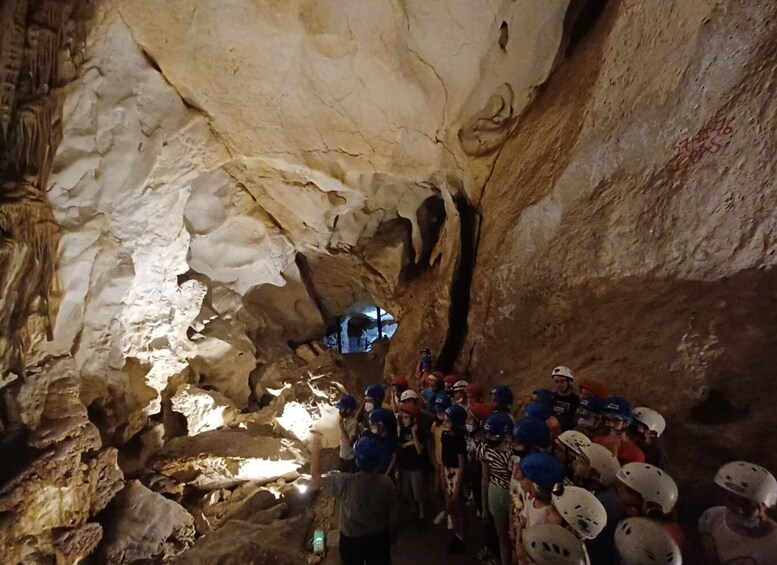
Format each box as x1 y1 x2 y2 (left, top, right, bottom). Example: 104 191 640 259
1 0 776 562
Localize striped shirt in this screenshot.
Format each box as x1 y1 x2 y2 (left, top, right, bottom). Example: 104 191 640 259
478 443 513 490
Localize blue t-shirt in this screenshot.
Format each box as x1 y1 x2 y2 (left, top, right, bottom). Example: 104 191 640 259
421 387 447 408
585 486 624 565
375 434 397 474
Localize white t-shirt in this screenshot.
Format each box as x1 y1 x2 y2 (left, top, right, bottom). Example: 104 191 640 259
699 506 777 565
339 417 358 460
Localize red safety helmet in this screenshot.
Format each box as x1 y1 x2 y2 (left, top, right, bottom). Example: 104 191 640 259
468 401 494 422
579 379 609 400
444 374 458 385
400 402 420 418
466 382 484 399
391 375 409 389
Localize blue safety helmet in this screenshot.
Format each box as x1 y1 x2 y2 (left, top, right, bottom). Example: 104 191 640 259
336 395 357 411
354 435 381 472
579 396 604 413
525 402 550 420
433 394 452 413
483 412 515 437
514 417 551 450
602 396 633 422
369 408 395 427
490 386 514 406
364 384 385 404
445 404 468 427
519 452 566 490
533 388 555 405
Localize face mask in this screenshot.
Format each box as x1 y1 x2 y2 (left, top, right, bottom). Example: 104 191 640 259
465 424 475 433
576 416 596 429
370 424 380 435
727 508 761 529
364 402 375 413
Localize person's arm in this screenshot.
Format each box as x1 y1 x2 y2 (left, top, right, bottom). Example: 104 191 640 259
343 419 358 447
385 451 398 476
452 453 466 499
481 460 490 518
355 398 365 425
411 424 424 455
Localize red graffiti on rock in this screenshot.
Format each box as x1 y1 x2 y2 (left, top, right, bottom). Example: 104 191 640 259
668 117 734 172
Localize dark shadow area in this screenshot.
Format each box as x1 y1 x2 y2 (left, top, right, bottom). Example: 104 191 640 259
564 0 608 53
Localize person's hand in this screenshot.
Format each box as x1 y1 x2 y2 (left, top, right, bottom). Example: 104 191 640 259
411 423 418 435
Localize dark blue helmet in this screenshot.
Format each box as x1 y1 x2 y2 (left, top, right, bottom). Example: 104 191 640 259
519 452 565 490
354 435 381 472
490 386 514 406
579 396 604 413
525 402 550 420
336 395 357 411
514 417 551 450
369 408 395 427
602 396 632 422
364 384 385 404
483 412 514 437
445 404 467 427
433 394 452 412
532 388 555 405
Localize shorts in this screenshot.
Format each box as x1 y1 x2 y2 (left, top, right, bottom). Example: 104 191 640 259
487 483 512 523
444 467 462 497
400 469 426 503
340 531 391 565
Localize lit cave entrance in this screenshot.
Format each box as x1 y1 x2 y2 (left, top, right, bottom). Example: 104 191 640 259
322 305 397 353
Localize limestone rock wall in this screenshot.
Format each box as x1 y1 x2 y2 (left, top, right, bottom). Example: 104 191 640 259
44 0 573 421
455 0 777 522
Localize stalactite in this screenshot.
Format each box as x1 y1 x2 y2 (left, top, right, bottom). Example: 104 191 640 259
0 0 29 140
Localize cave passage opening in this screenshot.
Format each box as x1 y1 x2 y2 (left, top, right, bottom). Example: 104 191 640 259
322 304 398 354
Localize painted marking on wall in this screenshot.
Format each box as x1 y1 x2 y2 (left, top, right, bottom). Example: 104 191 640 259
667 117 734 172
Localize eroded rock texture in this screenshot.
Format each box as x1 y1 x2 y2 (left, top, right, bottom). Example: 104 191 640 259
453 0 777 521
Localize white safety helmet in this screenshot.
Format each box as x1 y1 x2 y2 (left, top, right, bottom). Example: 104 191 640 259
616 463 678 514
552 486 607 540
557 430 592 454
453 380 469 392
714 461 777 507
552 366 575 380
614 517 681 565
632 407 666 438
522 523 589 564
400 389 418 402
578 443 621 487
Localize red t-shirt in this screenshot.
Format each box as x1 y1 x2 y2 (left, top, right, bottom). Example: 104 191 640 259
593 436 645 465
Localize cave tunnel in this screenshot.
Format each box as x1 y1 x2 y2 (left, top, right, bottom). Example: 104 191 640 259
1 0 776 564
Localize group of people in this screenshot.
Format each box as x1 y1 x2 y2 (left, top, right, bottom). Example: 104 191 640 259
310 349 777 565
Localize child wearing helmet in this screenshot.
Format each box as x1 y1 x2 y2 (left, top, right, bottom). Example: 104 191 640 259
532 389 562 440
466 382 485 403
593 396 645 465
421 371 447 409
416 347 434 385
573 395 607 438
551 485 607 542
510 417 553 504
452 380 469 406
478 411 515 565
336 395 359 473
628 406 668 470
615 517 681 565
554 430 591 480
310 433 399 565
550 366 580 432
573 443 623 564
368 408 398 476
522 523 589 565
514 453 565 564
431 395 452 527
699 460 777 564
441 404 469 553
389 375 409 415
357 383 387 434
614 462 684 551
397 402 428 526
490 385 514 413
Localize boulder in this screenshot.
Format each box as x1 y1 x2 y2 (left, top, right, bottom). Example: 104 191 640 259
171 383 240 436
151 429 305 490
98 481 195 564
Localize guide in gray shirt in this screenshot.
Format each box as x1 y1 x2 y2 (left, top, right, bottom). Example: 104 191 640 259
322 471 399 537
